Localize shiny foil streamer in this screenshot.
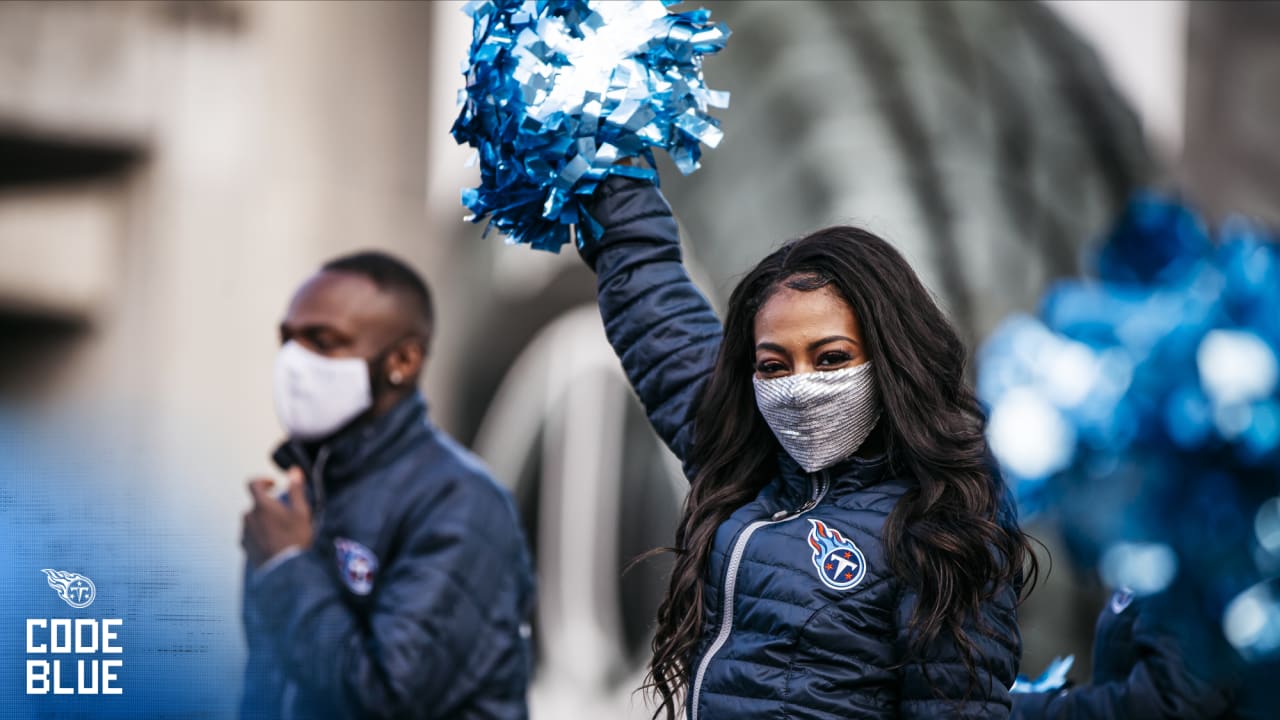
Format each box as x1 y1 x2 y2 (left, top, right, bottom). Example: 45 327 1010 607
451 0 729 252
1011 655 1074 695
979 193 1280 676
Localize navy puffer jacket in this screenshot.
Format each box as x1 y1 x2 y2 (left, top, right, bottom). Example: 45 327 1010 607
241 393 534 719
579 176 1021 719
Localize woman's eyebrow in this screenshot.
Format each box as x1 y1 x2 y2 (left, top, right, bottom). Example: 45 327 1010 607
808 335 858 350
756 336 859 353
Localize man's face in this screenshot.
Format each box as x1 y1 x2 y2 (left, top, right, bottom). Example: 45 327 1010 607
278 270 406 360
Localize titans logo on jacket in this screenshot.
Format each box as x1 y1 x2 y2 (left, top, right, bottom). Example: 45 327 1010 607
807 519 867 591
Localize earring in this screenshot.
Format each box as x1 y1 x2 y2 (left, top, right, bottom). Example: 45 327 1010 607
389 370 404 386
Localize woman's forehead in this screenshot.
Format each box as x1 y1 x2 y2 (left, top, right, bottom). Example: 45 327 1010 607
753 285 860 343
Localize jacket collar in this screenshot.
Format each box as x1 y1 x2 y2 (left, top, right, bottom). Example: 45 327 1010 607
775 448 890 507
272 391 431 495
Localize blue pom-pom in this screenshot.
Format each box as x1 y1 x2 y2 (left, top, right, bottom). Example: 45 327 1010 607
1094 192 1211 285
978 193 1280 665
451 0 730 252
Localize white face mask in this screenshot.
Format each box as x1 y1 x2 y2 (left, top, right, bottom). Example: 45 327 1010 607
273 340 373 442
752 362 881 472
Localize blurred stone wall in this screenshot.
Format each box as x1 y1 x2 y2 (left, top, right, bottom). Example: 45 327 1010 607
1183 2 1280 227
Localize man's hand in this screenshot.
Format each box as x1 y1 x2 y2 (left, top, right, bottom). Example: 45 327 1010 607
242 467 313 568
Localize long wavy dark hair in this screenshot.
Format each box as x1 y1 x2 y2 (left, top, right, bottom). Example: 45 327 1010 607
643 226 1039 718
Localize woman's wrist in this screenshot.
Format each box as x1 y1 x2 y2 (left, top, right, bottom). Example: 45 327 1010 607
577 175 676 270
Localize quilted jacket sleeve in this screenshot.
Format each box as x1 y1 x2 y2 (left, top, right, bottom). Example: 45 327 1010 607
240 561 285 719
578 176 723 470
897 582 1021 719
1011 599 1234 720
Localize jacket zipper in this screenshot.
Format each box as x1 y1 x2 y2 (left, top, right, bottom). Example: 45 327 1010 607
281 445 330 720
688 470 830 720
310 446 331 529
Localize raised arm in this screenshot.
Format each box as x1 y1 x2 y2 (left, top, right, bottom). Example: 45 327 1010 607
578 176 723 470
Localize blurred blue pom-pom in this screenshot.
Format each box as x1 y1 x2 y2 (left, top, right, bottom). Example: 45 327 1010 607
1095 191 1211 285
978 194 1280 666
451 0 729 252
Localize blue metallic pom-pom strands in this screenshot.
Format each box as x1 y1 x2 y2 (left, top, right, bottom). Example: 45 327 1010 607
451 0 729 252
978 193 1280 664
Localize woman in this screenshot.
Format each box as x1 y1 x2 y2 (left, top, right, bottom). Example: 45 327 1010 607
575 173 1037 719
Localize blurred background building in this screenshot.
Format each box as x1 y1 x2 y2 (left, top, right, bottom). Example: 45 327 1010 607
0 1 1276 717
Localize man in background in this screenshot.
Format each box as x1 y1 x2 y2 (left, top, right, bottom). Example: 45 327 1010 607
240 251 534 719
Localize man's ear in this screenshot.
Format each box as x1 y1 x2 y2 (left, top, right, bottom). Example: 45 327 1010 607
386 337 426 387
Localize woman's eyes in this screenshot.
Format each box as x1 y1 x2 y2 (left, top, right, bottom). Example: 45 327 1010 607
756 361 786 374
755 351 853 375
817 351 853 367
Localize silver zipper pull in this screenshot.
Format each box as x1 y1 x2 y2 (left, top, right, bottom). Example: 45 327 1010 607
795 471 827 514
770 509 790 521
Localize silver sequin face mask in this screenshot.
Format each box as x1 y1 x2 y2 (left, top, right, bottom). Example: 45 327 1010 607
752 363 881 473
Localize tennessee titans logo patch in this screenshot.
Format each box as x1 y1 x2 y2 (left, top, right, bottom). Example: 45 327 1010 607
334 538 378 596
807 519 866 591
